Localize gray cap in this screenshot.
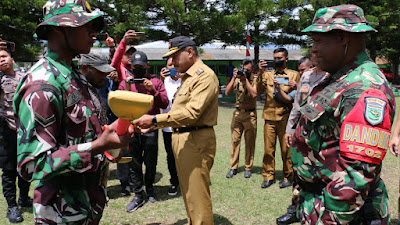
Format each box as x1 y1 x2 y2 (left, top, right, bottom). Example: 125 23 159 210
131 51 148 66
79 52 115 73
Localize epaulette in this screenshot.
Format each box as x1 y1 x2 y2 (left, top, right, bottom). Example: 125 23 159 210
196 68 204 75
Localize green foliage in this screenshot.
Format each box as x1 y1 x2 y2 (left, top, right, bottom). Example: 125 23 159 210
0 0 45 61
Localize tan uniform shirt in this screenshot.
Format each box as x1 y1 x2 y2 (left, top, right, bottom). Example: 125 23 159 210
257 68 300 121
234 74 257 109
157 59 219 128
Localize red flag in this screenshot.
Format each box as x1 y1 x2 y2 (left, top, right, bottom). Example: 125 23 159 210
246 30 251 59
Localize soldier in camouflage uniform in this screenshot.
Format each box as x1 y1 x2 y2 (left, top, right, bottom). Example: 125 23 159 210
292 5 395 224
12 1 132 224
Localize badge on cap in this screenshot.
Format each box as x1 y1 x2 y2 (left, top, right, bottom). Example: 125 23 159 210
135 54 141 59
364 97 386 125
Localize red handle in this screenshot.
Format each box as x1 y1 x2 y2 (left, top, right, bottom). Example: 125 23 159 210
115 119 131 136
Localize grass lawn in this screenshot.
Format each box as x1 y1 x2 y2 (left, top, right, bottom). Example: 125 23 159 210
0 99 399 225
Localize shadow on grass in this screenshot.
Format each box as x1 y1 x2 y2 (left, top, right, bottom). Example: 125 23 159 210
106 183 181 202
154 213 232 225
237 166 285 180
106 168 163 184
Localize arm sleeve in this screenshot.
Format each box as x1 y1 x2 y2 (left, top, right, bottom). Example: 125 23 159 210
111 40 127 82
256 73 265 95
15 82 94 182
151 79 169 110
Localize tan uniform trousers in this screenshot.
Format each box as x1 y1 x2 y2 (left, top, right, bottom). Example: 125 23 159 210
230 110 257 171
172 128 216 225
263 115 293 181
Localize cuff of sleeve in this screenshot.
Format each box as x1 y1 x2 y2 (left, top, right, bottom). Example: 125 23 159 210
156 114 169 127
286 128 295 135
69 143 93 173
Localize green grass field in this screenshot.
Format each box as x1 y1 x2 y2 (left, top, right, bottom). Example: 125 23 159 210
0 100 399 225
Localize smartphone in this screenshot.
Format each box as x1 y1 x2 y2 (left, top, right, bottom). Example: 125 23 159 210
166 68 178 76
276 77 289 85
96 33 107 41
134 32 146 40
263 60 274 71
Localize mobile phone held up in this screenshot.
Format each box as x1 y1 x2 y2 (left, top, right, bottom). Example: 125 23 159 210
276 77 289 85
126 77 144 84
166 68 178 76
96 33 108 41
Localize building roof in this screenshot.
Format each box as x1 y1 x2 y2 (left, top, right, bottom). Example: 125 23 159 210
92 40 306 61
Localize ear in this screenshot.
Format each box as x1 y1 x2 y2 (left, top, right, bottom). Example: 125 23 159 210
337 31 349 46
81 64 89 73
187 47 195 59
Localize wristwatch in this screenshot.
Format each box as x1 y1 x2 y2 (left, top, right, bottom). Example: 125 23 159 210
152 115 157 127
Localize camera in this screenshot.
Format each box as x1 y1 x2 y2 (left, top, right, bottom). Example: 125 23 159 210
96 33 107 41
0 40 15 52
237 68 248 77
126 77 144 84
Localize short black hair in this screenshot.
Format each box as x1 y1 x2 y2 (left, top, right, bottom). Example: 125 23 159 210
298 56 312 67
242 59 252 66
273 48 288 57
0 49 12 58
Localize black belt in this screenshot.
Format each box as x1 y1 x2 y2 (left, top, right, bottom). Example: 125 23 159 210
236 107 256 112
173 126 212 133
298 180 326 195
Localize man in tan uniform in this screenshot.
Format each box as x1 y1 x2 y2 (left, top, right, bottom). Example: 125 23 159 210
225 59 257 179
134 36 218 225
257 48 300 189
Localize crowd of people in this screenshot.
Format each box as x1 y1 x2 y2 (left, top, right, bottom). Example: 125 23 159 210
0 0 398 225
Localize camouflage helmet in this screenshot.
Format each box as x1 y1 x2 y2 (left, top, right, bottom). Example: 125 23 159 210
302 5 377 33
36 0 104 40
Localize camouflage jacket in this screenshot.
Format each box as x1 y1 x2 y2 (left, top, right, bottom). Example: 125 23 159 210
291 50 395 224
13 50 107 224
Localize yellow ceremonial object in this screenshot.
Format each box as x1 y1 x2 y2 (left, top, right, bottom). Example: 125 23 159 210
108 90 154 121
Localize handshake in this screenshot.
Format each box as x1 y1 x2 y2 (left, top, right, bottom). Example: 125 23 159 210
0 39 15 52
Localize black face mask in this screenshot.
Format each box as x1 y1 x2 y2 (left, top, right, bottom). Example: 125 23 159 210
274 59 285 68
132 68 146 77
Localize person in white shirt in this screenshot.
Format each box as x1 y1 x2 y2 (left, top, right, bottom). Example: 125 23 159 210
159 57 182 196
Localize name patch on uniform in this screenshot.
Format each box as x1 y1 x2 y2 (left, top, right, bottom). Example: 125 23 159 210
340 122 390 164
364 97 386 125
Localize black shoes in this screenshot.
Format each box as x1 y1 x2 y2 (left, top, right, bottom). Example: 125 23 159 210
244 170 252 178
279 180 292 189
225 169 238 178
121 182 131 196
261 180 276 188
6 206 23 223
126 193 146 213
276 205 299 225
18 196 33 207
146 189 157 203
168 185 179 196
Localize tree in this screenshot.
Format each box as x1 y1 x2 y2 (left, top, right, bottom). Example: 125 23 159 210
0 0 45 61
270 0 400 80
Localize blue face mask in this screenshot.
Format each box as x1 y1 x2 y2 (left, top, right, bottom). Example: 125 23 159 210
168 68 177 76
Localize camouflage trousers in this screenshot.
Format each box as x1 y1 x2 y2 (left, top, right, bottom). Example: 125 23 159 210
297 179 390 224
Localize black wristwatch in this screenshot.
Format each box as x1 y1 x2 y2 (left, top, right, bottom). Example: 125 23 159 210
152 115 157 127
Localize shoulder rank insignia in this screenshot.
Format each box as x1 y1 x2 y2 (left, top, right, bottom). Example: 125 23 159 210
364 97 386 125
196 68 204 75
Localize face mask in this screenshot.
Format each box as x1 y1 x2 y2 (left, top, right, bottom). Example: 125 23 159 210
133 68 146 77
274 59 285 68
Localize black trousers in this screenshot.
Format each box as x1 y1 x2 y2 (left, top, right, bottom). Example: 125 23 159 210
0 127 30 207
129 130 158 193
162 131 179 186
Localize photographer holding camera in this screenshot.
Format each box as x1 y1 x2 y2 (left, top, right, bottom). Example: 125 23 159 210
0 41 32 223
118 51 168 213
257 48 300 189
225 60 257 179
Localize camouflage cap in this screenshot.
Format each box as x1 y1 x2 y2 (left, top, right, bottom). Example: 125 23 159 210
302 5 377 33
36 0 104 40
